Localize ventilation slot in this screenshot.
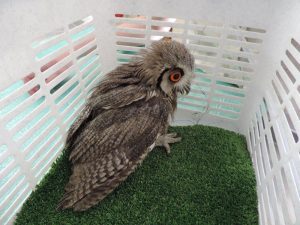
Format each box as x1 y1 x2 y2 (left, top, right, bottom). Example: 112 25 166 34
208 110 239 120
31 27 65 48
41 51 70 73
248 129 253 152
115 14 147 63
35 40 68 61
256 113 261 137
114 14 266 121
249 126 255 150
286 50 300 73
259 105 266 129
10 96 45 141
0 15 104 225
290 97 300 120
259 144 266 176
281 168 296 224
280 60 296 84
69 16 93 30
270 126 281 160
150 16 184 40
276 71 289 94
283 108 298 143
291 159 300 199
272 80 283 104
263 98 271 122
0 73 40 121
264 135 273 168
246 37 300 225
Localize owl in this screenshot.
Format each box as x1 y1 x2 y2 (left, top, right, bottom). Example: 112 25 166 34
57 38 195 211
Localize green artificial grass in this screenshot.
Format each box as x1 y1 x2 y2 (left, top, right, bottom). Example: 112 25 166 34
15 125 258 225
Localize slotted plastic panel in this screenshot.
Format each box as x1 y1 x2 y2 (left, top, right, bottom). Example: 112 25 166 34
1 1 300 225
114 14 266 120
0 15 102 225
248 38 300 225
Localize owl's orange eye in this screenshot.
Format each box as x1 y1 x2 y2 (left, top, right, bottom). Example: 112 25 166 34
169 72 182 83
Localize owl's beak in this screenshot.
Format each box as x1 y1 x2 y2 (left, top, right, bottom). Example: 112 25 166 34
179 84 191 95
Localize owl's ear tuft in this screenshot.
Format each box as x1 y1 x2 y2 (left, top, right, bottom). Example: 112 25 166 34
161 37 172 42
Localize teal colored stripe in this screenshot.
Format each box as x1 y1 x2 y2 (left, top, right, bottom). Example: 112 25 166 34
79 54 99 71
216 80 240 88
0 81 23 100
188 91 207 99
117 58 131 63
6 96 45 130
179 97 207 106
85 71 100 88
59 90 81 113
0 145 7 155
36 40 68 60
0 93 29 117
0 175 24 207
50 72 76 95
0 156 13 172
31 31 64 48
215 89 245 98
35 142 63 179
212 96 242 105
209 110 239 119
0 166 19 187
178 103 206 112
87 86 96 96
14 106 50 142
71 26 95 42
3 190 30 225
194 68 206 74
21 115 54 152
54 81 79 104
64 99 84 125
83 64 101 79
117 50 139 55
210 103 240 113
0 181 28 218
194 77 211 83
64 97 84 129
28 127 59 163
191 84 210 92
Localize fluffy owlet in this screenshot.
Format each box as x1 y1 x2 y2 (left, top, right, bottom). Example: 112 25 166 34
57 38 195 211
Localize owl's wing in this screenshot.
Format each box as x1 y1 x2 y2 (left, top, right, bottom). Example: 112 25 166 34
65 104 94 147
57 97 169 211
89 84 148 110
65 76 146 147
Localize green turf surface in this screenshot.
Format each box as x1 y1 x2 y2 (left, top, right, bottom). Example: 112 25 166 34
15 125 258 225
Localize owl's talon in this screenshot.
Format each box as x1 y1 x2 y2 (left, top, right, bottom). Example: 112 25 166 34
155 133 181 154
167 133 178 138
164 142 171 155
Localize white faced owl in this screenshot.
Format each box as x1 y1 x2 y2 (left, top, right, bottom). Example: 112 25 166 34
57 38 195 211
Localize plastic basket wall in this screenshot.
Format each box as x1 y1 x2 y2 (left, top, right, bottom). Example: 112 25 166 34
0 1 300 224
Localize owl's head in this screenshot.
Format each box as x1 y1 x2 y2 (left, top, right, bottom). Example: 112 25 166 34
139 38 195 96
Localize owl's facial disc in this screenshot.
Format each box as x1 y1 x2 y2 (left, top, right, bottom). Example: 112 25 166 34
159 67 192 96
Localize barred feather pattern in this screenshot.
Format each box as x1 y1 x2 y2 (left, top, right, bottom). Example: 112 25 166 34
57 39 194 211
57 66 174 211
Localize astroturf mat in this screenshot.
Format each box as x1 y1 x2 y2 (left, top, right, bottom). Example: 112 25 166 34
15 125 258 225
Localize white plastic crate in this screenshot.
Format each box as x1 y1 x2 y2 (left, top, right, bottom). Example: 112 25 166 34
0 0 300 224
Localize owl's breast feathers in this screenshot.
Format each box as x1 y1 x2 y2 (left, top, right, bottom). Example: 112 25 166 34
57 64 176 211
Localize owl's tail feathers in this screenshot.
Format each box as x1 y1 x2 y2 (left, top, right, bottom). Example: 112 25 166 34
56 191 76 211
56 162 137 212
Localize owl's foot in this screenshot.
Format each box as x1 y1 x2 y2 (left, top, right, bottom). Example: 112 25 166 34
155 133 182 155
